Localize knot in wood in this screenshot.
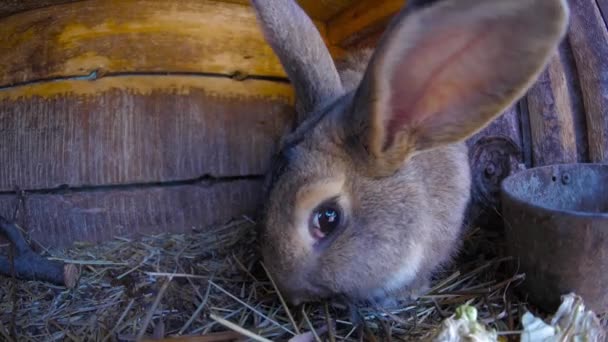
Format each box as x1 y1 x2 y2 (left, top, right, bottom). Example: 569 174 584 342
469 136 522 208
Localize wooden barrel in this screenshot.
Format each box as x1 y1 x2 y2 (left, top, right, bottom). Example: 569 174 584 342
0 0 295 247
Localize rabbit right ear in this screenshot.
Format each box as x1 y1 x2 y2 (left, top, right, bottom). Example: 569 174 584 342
250 0 343 119
344 0 569 177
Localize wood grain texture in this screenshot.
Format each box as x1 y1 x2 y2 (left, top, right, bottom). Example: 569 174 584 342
0 0 81 18
526 46 580 166
466 104 524 227
0 179 263 248
327 0 403 47
567 0 608 163
468 105 524 153
189 0 358 22
0 0 358 22
0 76 294 191
0 0 288 87
0 0 352 79
298 0 358 21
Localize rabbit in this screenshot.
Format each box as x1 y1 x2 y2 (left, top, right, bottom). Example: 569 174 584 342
251 0 569 306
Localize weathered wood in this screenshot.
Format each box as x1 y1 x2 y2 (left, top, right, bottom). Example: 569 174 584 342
559 38 590 163
518 97 534 168
0 76 294 191
0 0 352 80
526 44 581 166
0 0 289 87
0 0 80 18
567 0 608 163
466 104 524 227
327 0 402 47
0 0 358 22
214 0 347 59
206 0 358 22
298 0 358 21
0 179 263 248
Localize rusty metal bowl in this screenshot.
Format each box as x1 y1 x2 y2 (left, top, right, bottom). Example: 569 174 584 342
500 163 608 314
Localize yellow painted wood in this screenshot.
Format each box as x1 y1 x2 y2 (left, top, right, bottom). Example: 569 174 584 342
0 0 289 87
298 0 358 21
217 0 357 21
0 75 295 103
327 0 403 47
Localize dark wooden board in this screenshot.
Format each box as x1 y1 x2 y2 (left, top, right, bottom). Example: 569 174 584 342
0 76 294 191
0 0 288 86
525 41 585 166
567 0 608 163
0 0 81 18
0 179 263 248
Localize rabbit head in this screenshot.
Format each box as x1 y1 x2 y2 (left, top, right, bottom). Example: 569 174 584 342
251 0 569 305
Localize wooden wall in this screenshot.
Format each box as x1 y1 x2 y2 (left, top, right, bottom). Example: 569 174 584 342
0 0 295 247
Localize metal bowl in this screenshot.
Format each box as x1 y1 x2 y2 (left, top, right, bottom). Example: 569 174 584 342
501 163 608 314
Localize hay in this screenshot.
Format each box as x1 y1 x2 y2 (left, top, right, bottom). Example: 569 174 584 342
0 218 554 341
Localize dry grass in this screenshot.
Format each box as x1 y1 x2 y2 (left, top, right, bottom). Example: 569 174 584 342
0 218 535 341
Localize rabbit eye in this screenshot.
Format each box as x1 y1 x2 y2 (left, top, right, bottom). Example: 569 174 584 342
310 205 341 239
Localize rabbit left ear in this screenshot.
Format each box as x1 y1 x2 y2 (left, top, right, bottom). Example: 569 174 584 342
344 0 569 176
250 0 343 120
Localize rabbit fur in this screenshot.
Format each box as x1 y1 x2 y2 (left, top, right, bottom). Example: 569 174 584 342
251 0 570 306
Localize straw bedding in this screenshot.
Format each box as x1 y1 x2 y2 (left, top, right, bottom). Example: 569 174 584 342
0 218 561 341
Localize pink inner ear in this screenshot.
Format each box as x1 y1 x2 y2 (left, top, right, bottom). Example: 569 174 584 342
383 26 493 151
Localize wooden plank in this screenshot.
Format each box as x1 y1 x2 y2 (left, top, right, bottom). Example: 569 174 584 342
526 46 580 166
518 97 534 168
219 0 357 21
326 0 403 47
0 0 335 52
0 179 263 248
213 0 347 59
302 17 348 60
567 1 608 163
0 0 349 74
0 76 294 191
297 0 358 21
209 0 356 21
207 0 332 33
0 0 81 18
0 0 288 87
0 0 356 22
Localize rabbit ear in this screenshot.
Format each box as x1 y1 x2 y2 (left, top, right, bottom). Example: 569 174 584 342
345 0 569 176
250 0 343 118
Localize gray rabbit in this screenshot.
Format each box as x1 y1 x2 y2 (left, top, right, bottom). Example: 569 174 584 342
252 0 569 305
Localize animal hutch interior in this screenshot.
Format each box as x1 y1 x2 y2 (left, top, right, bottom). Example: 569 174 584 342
0 0 607 341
